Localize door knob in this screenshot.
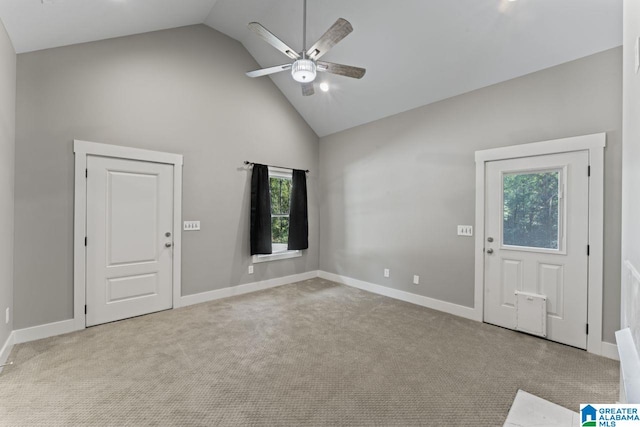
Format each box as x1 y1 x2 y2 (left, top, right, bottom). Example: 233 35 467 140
165 242 172 248
486 248 494 254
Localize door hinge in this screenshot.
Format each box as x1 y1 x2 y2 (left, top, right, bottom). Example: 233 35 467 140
586 323 589 335
85 168 88 178
84 305 87 315
587 245 590 256
84 237 87 246
588 166 591 177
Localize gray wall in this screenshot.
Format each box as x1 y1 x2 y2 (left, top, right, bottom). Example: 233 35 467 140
14 25 319 329
319 47 622 344
0 18 15 347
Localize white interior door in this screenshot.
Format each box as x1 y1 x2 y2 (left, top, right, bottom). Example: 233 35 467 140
484 151 589 349
86 155 174 326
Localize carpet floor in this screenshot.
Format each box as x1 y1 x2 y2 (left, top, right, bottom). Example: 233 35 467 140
0 278 619 426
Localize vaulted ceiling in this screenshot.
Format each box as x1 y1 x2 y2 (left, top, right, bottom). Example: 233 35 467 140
0 0 623 136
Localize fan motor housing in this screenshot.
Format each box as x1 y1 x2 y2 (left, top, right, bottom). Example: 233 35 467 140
291 59 317 82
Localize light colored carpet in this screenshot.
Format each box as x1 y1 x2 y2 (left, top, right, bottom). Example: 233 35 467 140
0 278 619 426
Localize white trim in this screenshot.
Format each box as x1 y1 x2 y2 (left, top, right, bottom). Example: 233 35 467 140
616 328 640 402
172 163 183 308
318 271 478 321
268 166 293 178
602 341 620 361
74 140 184 165
475 133 606 163
179 270 319 307
474 132 606 355
73 140 183 329
8 272 320 345
13 319 77 344
252 250 302 263
0 331 15 373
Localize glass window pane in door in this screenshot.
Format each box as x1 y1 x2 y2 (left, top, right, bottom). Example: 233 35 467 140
502 170 560 249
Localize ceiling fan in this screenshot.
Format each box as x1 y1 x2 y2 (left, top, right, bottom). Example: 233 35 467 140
245 0 366 96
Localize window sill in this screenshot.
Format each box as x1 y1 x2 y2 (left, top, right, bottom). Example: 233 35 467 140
252 250 302 264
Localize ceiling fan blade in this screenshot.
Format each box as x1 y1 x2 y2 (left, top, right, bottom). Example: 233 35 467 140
302 82 315 96
248 22 300 60
306 18 353 60
317 61 366 79
246 64 292 78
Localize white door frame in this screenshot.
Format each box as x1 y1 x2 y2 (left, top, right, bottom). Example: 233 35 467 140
73 140 183 330
474 133 606 355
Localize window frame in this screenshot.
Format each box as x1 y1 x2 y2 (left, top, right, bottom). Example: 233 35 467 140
252 167 302 264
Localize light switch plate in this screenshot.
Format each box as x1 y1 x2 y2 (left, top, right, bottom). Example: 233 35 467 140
383 268 390 278
184 221 200 231
457 225 473 236
413 275 420 285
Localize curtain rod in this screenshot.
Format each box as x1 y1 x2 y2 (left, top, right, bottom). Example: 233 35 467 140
244 161 309 173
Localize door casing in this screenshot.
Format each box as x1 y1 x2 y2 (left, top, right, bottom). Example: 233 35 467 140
73 140 183 331
474 133 606 356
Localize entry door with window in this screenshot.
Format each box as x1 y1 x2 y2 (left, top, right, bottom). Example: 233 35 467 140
484 151 589 349
86 156 174 326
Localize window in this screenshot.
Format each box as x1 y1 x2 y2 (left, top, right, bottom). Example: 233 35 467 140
502 169 561 250
270 173 291 253
252 168 302 263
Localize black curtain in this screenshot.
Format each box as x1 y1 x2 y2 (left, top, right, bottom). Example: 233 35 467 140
288 169 309 250
250 164 272 255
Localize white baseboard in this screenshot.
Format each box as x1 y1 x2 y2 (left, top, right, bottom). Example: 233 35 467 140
0 331 15 373
7 272 320 346
179 270 320 308
318 271 479 321
602 341 620 361
318 271 621 359
13 319 78 345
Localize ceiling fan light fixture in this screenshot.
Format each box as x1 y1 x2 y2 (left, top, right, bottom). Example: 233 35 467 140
291 59 317 83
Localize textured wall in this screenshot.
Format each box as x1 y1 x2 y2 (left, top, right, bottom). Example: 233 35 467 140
0 18 15 347
320 48 622 344
14 25 319 329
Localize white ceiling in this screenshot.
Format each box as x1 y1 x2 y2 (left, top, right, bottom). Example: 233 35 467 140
0 0 623 137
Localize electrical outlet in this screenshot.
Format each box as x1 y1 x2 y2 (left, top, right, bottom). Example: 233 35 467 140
457 225 473 236
248 265 254 275
413 275 420 285
5 307 9 324
384 268 390 278
183 221 200 231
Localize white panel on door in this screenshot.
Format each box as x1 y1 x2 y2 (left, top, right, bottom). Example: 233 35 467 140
107 273 158 303
108 171 158 266
538 263 564 319
501 259 522 308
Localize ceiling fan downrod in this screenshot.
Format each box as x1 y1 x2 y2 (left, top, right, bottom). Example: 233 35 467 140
291 0 316 82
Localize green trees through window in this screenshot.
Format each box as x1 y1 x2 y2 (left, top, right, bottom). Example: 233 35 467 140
270 176 292 245
503 171 560 250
